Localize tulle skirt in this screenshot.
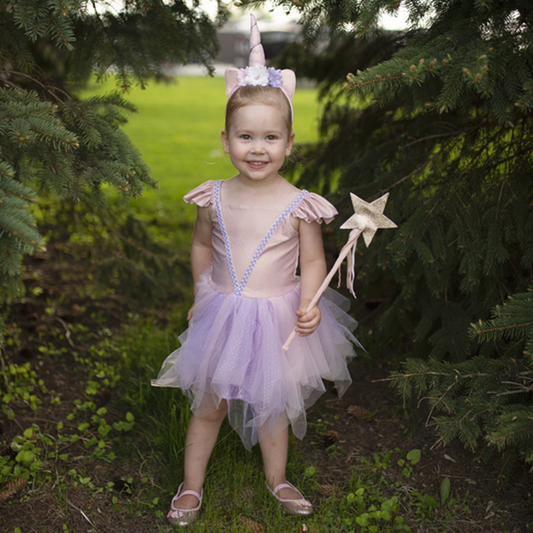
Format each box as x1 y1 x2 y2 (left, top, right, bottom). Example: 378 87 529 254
151 268 361 450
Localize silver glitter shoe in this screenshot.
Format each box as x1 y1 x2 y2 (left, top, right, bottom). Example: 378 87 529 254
167 483 203 527
267 481 313 516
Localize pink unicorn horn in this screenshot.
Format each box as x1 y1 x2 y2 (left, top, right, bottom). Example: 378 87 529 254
249 14 266 67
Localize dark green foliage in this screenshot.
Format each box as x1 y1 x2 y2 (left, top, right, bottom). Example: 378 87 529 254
38 198 191 306
276 27 408 100
0 0 227 338
95 210 190 306
256 0 533 471
391 289 533 479
0 173 42 293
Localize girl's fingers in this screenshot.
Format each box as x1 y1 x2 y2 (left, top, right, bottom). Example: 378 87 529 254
297 315 319 328
295 306 321 336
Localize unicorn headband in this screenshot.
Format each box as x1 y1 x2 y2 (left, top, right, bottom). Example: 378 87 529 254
225 15 296 116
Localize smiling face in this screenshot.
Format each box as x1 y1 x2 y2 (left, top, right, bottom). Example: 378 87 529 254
221 103 295 185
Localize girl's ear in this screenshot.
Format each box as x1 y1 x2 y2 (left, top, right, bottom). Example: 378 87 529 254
285 131 296 157
221 130 230 154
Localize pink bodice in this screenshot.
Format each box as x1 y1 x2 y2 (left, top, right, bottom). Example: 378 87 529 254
184 180 337 298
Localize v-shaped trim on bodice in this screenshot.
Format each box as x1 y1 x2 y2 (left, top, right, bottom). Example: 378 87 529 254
213 180 308 296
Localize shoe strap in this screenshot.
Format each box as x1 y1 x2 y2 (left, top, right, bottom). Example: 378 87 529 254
272 481 304 500
176 489 202 499
171 484 203 510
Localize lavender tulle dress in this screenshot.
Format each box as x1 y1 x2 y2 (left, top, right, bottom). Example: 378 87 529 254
151 180 360 450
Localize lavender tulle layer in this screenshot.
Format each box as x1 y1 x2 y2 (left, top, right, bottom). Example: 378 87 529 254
151 269 361 450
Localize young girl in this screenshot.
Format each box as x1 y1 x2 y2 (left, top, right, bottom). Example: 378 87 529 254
152 15 359 527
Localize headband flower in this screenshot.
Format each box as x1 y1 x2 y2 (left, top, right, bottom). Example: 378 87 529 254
238 66 283 88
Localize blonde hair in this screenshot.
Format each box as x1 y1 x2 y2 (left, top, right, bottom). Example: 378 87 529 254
225 86 292 135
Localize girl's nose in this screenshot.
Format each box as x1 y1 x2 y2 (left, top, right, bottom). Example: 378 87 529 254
251 140 265 154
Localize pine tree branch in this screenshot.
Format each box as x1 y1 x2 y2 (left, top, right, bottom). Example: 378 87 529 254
489 425 532 448
89 0 127 87
0 222 44 250
496 379 533 396
392 370 493 381
346 73 404 92
0 346 8 387
0 187 37 203
471 322 533 337
385 140 452 192
0 70 70 102
47 11 73 50
425 380 458 421
0 78 24 92
398 126 479 150
357 8 380 39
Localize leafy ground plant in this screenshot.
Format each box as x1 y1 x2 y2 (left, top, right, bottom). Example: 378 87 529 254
312 448 470 533
0 327 136 492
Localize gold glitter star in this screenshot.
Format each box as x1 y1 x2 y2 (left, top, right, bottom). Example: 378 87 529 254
339 192 397 246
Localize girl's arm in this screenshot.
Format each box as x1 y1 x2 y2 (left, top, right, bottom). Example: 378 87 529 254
296 220 327 336
188 205 213 320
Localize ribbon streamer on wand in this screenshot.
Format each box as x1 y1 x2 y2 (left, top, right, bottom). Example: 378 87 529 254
282 192 397 352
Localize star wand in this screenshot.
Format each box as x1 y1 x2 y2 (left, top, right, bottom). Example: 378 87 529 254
282 192 397 351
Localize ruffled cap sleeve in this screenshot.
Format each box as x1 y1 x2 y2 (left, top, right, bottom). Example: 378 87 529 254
292 192 338 224
183 180 215 207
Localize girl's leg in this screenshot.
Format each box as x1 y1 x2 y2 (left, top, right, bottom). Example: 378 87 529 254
174 399 228 509
258 414 302 500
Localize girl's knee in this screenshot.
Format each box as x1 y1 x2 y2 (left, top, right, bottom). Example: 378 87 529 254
201 401 227 424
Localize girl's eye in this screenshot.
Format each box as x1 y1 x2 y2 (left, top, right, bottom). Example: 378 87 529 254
266 135 278 141
240 134 251 140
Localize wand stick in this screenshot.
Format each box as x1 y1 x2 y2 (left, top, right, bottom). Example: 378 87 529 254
282 191 397 352
282 229 361 351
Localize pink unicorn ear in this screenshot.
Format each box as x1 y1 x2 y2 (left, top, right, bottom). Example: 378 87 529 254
225 68 240 98
280 69 296 101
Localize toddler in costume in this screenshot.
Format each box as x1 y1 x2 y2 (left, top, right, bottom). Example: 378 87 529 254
152 15 360 527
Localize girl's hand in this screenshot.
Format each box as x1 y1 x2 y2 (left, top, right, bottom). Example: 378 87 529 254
187 306 194 321
295 304 322 336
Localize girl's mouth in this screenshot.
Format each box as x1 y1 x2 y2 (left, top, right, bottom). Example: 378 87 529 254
247 161 268 167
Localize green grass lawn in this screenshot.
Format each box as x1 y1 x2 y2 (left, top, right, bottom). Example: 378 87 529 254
83 76 321 217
